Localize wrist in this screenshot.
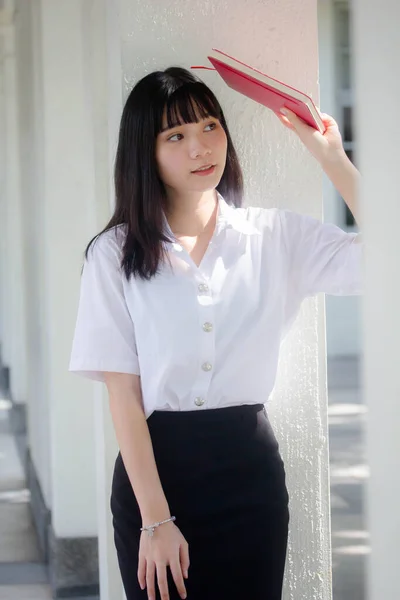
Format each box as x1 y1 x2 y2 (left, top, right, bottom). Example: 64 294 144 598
141 506 171 527
140 516 176 537
320 147 348 169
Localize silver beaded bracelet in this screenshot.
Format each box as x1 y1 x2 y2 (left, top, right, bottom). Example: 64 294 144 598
140 516 176 537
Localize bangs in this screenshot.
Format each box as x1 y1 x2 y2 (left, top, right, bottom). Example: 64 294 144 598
162 83 222 132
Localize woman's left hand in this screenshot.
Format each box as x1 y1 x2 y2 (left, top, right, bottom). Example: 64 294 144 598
276 107 346 166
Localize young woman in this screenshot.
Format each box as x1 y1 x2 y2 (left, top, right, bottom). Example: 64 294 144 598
69 67 363 600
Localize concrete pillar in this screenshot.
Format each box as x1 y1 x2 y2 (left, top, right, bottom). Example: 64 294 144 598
0 3 29 408
27 0 100 595
96 1 331 598
81 1 125 597
0 35 7 377
353 1 400 598
25 0 52 530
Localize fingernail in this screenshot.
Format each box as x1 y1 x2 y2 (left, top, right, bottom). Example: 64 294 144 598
280 108 288 115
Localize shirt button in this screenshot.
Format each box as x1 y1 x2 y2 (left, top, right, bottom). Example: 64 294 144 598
201 362 213 372
198 283 209 293
202 322 213 333
194 397 205 406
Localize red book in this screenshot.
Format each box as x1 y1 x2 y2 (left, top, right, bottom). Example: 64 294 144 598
192 48 325 134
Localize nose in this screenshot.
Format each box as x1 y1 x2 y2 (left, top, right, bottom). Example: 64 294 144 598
188 135 212 160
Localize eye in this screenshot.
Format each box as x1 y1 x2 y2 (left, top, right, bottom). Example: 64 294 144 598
166 121 217 142
167 132 183 142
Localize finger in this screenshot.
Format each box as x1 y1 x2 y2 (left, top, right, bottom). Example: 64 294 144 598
146 562 156 600
138 554 146 590
180 542 190 579
273 110 295 129
170 559 187 599
320 112 339 128
275 112 296 130
156 563 170 600
280 108 320 137
280 108 304 128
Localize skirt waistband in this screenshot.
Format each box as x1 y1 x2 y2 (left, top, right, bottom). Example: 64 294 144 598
149 403 266 425
146 403 280 461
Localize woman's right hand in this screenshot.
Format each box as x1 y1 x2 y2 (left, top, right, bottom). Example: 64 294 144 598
138 521 190 600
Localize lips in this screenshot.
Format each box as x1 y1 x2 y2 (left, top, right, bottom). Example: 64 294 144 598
191 164 215 173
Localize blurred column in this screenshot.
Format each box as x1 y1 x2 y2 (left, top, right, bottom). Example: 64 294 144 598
353 1 400 598
0 34 7 385
0 3 29 415
32 0 99 595
81 1 125 597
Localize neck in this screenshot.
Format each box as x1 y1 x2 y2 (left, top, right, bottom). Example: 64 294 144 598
165 189 218 237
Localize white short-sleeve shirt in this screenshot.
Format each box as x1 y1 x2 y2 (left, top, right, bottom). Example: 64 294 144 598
69 193 363 418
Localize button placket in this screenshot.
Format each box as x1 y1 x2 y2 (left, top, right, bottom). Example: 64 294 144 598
193 278 215 407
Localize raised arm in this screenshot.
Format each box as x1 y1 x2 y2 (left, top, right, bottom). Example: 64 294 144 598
277 108 361 229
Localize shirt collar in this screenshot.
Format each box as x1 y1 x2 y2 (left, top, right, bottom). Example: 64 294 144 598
162 191 259 244
216 192 259 235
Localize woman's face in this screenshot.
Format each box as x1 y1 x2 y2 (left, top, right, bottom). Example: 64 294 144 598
155 110 228 198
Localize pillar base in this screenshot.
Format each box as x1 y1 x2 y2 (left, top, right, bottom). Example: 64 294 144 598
48 526 99 598
27 451 100 598
0 364 10 392
1 362 28 466
9 401 27 435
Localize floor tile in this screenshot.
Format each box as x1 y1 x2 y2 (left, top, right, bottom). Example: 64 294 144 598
0 585 52 599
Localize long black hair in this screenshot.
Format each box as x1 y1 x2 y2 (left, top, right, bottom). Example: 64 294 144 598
85 67 244 280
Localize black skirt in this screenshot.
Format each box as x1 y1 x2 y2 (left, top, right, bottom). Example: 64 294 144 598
111 404 290 600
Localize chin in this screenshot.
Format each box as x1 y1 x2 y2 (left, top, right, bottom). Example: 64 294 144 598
191 170 223 191
192 183 219 196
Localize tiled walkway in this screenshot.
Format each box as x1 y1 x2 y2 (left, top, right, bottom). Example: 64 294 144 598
0 393 51 599
0 585 52 599
329 387 367 600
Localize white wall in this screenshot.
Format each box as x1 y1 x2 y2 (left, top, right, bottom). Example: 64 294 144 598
37 0 99 537
353 1 400 598
0 5 29 405
318 0 361 358
7 0 100 536
115 0 332 598
0 0 53 508
318 0 338 225
318 0 362 359
23 0 53 509
0 36 7 360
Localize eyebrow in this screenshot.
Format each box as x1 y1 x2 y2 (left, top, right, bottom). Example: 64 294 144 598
160 116 213 134
160 123 181 134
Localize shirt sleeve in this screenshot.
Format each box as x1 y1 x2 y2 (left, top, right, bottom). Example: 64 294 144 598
69 228 140 382
280 209 364 298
